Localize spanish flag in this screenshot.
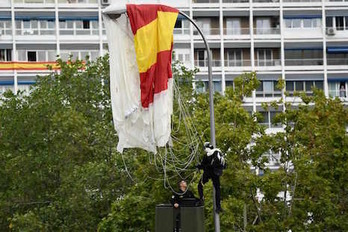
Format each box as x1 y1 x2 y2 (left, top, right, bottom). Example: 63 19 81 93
127 4 178 108
104 4 178 153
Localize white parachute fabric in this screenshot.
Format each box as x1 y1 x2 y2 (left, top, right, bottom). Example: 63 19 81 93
103 14 173 154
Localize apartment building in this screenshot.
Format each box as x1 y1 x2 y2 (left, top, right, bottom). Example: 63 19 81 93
1 0 347 143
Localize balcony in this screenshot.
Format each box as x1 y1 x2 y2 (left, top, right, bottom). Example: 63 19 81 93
327 59 348 66
16 28 55 36
255 59 281 66
58 0 97 3
283 0 320 2
193 0 219 3
329 90 347 98
0 29 12 37
193 28 220 36
14 0 54 3
254 27 280 35
59 28 98 36
285 59 323 66
223 0 249 2
173 28 190 35
225 60 251 67
253 0 279 2
223 28 250 35
194 59 221 67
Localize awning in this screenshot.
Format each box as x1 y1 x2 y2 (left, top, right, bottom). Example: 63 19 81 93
327 47 348 53
58 16 99 21
0 16 11 20
15 16 55 20
283 15 322 19
18 81 36 85
0 80 14 86
284 47 323 51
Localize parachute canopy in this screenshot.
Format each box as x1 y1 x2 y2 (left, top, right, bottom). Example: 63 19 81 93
104 4 179 153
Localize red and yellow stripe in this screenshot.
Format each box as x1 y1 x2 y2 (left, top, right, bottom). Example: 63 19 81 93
0 62 59 71
127 4 178 108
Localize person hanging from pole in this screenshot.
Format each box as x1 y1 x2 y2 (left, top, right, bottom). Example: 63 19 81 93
197 142 226 214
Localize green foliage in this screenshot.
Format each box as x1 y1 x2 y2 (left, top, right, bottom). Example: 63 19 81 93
0 56 128 231
1 56 348 231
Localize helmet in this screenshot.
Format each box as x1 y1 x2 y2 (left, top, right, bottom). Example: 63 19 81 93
204 142 213 150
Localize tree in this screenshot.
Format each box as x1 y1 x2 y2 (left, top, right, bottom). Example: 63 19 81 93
2 55 348 231
0 56 129 231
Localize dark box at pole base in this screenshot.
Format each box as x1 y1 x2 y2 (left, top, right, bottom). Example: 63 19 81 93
155 204 205 232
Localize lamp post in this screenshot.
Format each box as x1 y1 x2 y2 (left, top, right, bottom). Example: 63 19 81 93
103 7 220 232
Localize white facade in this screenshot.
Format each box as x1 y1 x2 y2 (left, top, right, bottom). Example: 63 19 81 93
1 0 348 129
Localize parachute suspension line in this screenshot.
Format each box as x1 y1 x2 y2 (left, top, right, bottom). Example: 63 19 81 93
158 78 203 195
121 152 136 183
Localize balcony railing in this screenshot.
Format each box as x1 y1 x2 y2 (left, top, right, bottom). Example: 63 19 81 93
14 0 54 3
0 29 12 36
195 59 221 67
59 28 99 36
225 60 251 66
327 59 348 65
284 0 320 2
193 28 220 36
329 90 347 98
16 28 55 36
285 59 323 66
58 0 97 3
173 28 190 35
224 28 250 35
256 91 282 98
193 0 219 3
253 0 279 2
254 27 280 35
223 0 249 2
255 59 281 66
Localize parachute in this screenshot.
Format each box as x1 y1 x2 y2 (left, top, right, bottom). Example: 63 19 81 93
104 4 202 193
104 4 178 154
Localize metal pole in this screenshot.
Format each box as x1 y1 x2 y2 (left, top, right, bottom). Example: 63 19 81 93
179 11 220 232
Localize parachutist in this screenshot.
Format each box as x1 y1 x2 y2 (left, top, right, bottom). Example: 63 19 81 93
197 142 226 214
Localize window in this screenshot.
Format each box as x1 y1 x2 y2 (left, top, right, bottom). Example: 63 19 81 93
284 18 321 29
213 81 222 93
0 49 12 61
196 50 207 67
295 81 304 91
226 49 242 66
226 18 241 35
83 20 90 29
336 16 344 30
293 19 301 28
256 80 281 97
315 81 323 90
286 81 294 96
0 20 12 35
256 18 271 34
226 81 233 88
27 51 37 61
195 18 211 35
264 81 273 97
257 49 273 66
326 17 333 28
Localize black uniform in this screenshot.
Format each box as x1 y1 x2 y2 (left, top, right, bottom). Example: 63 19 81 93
170 189 195 206
170 189 196 232
197 149 224 211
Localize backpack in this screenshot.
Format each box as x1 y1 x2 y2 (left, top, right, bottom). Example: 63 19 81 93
211 150 227 176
